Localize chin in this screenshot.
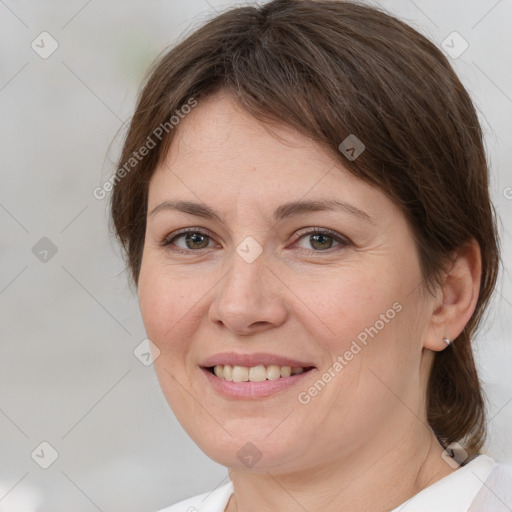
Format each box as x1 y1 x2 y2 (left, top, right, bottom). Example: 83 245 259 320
189 423 307 472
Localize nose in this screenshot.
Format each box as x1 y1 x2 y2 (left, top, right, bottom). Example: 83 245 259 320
208 248 288 336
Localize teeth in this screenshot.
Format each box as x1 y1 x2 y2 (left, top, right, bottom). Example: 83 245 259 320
210 364 308 382
249 365 267 382
267 364 281 381
280 366 291 378
232 365 249 382
223 364 233 381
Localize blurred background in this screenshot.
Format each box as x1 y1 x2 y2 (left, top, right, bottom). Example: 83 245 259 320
0 0 511 510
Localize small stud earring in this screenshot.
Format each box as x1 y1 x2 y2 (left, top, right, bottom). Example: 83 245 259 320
443 337 451 346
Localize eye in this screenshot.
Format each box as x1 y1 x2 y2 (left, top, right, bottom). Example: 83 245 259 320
161 228 216 253
293 228 350 252
160 227 350 255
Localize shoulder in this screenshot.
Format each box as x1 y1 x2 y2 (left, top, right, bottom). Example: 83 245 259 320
155 481 234 512
469 459 512 511
485 461 512 493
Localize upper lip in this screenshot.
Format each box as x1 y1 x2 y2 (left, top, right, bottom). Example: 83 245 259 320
200 352 316 368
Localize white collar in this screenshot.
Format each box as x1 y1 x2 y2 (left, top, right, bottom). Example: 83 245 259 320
389 454 496 512
208 454 495 512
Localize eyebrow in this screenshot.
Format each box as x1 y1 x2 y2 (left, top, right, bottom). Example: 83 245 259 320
148 199 375 224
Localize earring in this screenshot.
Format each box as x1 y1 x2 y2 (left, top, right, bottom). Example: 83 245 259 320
443 337 451 346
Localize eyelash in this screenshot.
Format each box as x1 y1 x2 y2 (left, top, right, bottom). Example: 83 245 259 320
160 227 351 255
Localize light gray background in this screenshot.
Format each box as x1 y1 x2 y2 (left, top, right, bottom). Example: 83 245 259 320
1 1 511 511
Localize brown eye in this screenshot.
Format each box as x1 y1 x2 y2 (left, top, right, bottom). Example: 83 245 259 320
294 229 349 252
162 229 215 252
308 233 335 250
182 232 210 249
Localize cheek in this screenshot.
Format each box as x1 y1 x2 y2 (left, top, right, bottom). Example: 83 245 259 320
138 258 200 354
288 261 422 383
286 264 399 338
137 260 203 415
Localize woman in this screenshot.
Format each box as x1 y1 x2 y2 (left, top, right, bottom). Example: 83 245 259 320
110 0 512 510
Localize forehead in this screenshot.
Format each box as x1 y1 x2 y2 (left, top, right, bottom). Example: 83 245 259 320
147 91 389 221
162 92 337 176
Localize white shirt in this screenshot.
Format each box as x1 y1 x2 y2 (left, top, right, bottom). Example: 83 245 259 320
157 455 512 512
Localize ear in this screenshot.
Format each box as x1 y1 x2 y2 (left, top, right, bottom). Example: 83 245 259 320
423 238 482 352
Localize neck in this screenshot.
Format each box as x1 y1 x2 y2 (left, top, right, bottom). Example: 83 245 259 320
225 426 457 512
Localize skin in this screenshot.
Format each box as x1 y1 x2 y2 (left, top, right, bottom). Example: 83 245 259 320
138 90 482 512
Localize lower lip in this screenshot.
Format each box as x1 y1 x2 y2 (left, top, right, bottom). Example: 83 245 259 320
200 367 315 399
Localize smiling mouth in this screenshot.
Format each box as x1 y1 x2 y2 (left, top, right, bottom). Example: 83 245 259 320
205 364 315 382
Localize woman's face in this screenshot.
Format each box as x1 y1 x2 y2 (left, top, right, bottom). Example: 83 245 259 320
138 91 439 472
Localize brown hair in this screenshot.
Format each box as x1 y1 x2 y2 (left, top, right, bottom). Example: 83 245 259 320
110 0 500 459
